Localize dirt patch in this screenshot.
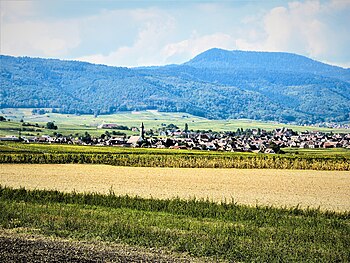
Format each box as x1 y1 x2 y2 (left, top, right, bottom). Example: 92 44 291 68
0 229 212 263
1 164 349 211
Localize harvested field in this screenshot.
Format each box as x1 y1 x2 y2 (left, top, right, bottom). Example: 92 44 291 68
1 164 349 211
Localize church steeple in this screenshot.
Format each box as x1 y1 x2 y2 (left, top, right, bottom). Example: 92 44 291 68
140 122 145 139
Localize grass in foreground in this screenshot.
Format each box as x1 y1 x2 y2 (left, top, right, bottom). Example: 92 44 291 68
1 186 349 262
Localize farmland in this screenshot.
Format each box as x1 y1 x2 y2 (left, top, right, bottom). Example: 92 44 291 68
1 115 350 261
1 185 349 262
1 164 349 211
1 146 349 170
1 108 349 138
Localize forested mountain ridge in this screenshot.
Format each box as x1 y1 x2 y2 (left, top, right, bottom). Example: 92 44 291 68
1 48 349 124
186 48 350 78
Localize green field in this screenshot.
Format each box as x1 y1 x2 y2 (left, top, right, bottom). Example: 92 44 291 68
1 186 349 262
1 141 350 156
1 108 349 137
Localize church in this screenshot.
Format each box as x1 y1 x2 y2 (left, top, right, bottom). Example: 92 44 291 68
126 122 145 146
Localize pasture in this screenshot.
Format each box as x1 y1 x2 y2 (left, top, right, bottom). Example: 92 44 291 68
1 185 349 262
1 164 349 211
1 108 348 136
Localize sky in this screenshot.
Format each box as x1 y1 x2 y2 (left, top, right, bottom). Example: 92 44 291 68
1 0 350 68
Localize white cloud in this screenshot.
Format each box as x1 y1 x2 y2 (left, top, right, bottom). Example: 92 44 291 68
1 1 349 68
76 8 177 67
78 32 236 67
236 0 350 66
0 0 35 21
1 0 81 57
2 20 81 57
329 0 350 10
162 33 235 64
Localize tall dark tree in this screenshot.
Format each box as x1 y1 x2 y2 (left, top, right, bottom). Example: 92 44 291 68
184 123 189 133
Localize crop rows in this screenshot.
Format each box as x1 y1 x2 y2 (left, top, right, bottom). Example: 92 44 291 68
0 152 349 170
0 186 349 262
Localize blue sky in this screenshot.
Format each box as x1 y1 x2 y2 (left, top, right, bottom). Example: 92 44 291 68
1 0 350 68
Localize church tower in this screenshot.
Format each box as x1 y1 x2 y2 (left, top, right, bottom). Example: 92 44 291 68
140 122 145 139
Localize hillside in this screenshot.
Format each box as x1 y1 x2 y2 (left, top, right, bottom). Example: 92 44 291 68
1 49 350 124
185 48 350 78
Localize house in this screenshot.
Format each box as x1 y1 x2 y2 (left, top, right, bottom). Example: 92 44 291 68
0 135 21 142
127 136 143 146
98 123 119 129
264 148 275 154
106 137 126 146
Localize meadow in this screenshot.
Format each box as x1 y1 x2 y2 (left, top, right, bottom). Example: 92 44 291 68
1 186 349 262
1 108 349 137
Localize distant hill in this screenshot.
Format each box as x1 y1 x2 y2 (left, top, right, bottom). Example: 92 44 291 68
186 48 349 76
1 48 350 124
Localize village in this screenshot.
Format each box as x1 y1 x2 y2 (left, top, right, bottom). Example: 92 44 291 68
2 122 350 154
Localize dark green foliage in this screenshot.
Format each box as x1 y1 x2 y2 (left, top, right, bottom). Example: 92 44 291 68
81 132 91 144
0 186 349 262
32 109 47 115
184 123 189 133
1 50 350 124
0 116 6 121
46 122 57 130
166 123 179 130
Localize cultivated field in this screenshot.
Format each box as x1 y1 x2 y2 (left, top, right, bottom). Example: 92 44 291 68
1 164 349 211
1 108 348 136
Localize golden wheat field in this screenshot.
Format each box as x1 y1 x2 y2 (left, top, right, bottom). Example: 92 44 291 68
1 164 349 211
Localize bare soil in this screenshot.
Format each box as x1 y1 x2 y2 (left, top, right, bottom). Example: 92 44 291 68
0 229 211 263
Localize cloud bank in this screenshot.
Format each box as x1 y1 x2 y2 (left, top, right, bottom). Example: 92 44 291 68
1 0 349 67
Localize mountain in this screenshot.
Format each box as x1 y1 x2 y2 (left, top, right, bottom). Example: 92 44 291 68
185 48 350 83
1 49 350 124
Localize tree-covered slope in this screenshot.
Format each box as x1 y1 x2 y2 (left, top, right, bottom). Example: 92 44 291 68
1 48 349 124
185 48 350 80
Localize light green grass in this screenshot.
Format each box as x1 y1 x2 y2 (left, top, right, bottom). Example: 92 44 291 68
1 142 349 158
1 186 349 262
283 147 350 157
1 108 349 135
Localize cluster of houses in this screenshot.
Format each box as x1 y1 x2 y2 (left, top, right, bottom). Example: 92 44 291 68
2 123 350 154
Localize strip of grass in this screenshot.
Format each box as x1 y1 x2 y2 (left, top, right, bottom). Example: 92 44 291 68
2 142 350 157
0 186 349 262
